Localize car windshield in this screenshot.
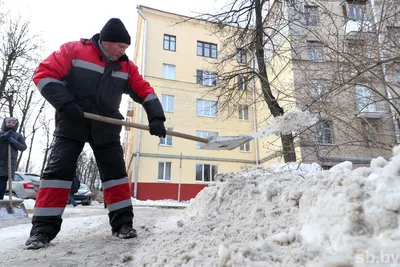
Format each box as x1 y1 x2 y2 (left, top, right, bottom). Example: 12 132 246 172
80 184 89 190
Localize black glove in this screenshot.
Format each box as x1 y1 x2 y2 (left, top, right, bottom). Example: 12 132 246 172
149 119 166 138
7 137 15 144
0 130 12 142
60 101 84 121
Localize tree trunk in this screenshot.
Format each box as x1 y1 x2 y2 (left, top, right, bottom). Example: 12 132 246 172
254 0 296 162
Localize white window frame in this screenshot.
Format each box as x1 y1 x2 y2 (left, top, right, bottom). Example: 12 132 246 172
162 64 176 80
196 99 218 118
316 121 334 144
161 95 174 113
195 164 218 182
307 42 323 62
240 141 251 152
196 131 218 148
355 84 374 112
159 128 173 146
197 70 218 87
158 162 171 181
238 105 249 120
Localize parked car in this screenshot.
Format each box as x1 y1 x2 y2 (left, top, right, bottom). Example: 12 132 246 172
5 172 37 199
23 173 41 193
72 183 92 206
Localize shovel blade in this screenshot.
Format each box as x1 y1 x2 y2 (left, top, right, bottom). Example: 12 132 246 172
199 135 254 150
0 200 28 219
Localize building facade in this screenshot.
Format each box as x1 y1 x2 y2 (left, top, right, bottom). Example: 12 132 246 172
124 6 262 201
264 0 400 169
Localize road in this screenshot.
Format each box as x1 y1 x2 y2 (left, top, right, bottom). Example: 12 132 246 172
0 204 184 267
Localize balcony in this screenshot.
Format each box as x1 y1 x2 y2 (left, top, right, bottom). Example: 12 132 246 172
344 20 373 35
357 101 388 119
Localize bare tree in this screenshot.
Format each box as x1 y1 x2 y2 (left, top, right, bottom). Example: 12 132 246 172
23 99 47 171
76 150 100 190
39 113 53 176
195 0 297 162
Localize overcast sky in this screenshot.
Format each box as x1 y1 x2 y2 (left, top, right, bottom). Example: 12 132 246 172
1 0 222 173
3 0 219 56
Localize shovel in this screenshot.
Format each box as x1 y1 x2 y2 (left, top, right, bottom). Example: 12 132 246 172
84 112 253 150
0 144 28 218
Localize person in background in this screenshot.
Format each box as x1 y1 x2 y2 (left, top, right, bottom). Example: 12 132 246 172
68 176 80 207
0 117 27 199
25 18 166 250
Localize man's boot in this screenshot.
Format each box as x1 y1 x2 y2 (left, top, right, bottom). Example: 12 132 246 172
25 232 50 250
112 224 137 239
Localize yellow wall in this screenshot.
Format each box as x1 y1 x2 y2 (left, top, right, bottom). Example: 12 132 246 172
126 6 262 187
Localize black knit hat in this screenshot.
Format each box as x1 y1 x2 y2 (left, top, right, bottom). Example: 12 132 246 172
100 18 131 45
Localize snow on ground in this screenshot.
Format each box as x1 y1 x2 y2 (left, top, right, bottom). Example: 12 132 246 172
135 147 400 267
2 146 400 266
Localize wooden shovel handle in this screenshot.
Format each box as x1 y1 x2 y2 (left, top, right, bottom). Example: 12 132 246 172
83 112 209 144
8 144 12 202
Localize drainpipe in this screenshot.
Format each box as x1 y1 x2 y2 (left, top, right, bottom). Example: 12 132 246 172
134 6 148 198
250 50 260 165
369 0 400 144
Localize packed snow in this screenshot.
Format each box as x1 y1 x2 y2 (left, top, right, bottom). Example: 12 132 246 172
2 146 400 266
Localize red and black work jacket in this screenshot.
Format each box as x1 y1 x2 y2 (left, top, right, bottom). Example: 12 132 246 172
33 34 165 144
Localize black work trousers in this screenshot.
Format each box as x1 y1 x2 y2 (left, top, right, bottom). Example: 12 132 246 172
30 136 133 241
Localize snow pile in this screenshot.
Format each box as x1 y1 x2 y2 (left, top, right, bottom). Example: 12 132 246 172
137 147 400 266
253 109 317 138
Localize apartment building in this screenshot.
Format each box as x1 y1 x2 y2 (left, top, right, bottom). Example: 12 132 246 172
124 6 262 201
264 0 400 168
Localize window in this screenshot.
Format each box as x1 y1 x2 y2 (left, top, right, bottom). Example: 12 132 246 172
159 128 173 146
163 34 176 51
13 173 23 181
236 49 247 63
362 122 378 144
196 100 218 117
305 6 318 26
237 75 248 90
197 70 218 86
307 41 323 62
158 162 171 181
345 3 367 21
239 105 249 120
240 141 251 152
311 79 328 101
161 95 174 112
316 121 334 144
196 131 218 148
162 64 175 80
196 164 218 182
197 41 217 58
355 84 373 112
